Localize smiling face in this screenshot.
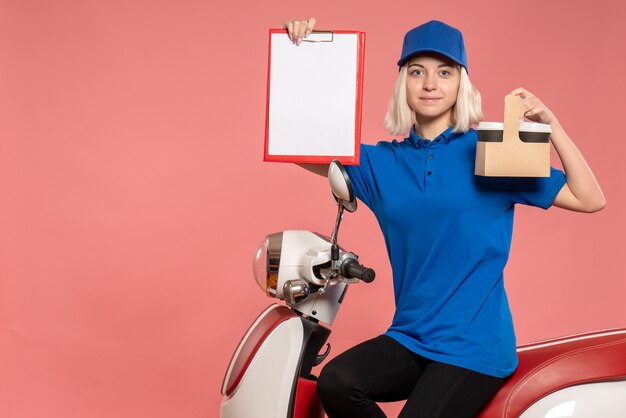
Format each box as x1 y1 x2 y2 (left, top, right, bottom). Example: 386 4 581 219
405 53 461 126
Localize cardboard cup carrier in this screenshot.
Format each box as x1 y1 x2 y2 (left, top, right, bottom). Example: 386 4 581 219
475 95 551 177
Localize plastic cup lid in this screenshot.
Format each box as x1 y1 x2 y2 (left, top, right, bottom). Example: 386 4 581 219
519 121 552 133
477 122 502 130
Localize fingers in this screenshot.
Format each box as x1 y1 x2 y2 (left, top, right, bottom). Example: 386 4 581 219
523 106 542 120
523 97 542 109
305 17 316 37
521 97 542 118
292 20 302 41
511 87 534 98
523 101 555 124
284 20 293 41
283 18 316 45
510 87 555 124
511 88 541 117
293 18 313 45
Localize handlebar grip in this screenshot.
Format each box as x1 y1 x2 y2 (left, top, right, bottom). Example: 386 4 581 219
341 259 376 283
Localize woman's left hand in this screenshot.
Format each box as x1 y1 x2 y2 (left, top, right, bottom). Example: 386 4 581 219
511 87 558 126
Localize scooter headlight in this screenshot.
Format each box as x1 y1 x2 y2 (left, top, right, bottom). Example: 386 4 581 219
253 232 282 297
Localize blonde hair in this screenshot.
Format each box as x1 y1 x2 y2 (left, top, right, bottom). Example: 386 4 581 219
384 65 483 135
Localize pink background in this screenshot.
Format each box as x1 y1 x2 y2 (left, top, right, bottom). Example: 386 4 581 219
1 1 625 417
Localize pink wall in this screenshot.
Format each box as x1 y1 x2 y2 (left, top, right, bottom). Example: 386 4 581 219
1 0 624 417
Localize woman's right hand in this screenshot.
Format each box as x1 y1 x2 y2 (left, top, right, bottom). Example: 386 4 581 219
283 18 317 45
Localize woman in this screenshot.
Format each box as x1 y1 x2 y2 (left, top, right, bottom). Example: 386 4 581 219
285 18 605 418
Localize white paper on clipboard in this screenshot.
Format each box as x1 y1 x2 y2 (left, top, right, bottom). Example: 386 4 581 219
265 30 365 163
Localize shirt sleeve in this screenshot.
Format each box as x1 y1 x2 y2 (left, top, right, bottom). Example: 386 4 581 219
508 166 567 209
344 144 376 209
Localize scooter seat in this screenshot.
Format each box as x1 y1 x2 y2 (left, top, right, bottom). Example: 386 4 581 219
478 328 626 418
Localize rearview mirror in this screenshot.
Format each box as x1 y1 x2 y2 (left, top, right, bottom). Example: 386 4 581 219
328 160 357 213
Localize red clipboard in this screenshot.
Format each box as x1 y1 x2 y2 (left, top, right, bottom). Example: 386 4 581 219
264 29 366 165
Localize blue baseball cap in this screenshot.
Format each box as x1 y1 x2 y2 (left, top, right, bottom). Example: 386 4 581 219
397 20 468 72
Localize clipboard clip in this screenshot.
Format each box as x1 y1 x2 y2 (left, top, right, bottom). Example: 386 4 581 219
303 30 334 43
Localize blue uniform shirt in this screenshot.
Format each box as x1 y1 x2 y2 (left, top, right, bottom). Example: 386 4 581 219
345 126 566 378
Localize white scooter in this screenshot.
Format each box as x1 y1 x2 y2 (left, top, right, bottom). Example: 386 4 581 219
220 161 626 418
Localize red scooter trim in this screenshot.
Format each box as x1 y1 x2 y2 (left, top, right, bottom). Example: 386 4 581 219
222 304 297 397
478 329 626 417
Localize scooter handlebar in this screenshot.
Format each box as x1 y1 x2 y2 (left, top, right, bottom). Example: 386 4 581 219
340 258 376 283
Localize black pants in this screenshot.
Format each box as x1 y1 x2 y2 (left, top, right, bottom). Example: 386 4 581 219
316 335 508 418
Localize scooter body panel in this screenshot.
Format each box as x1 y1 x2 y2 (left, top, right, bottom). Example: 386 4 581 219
478 329 626 418
221 305 304 418
519 381 626 418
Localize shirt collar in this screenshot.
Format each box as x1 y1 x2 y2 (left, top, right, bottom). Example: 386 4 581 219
406 125 465 148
